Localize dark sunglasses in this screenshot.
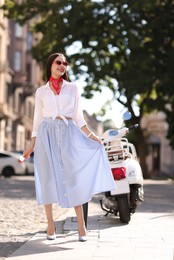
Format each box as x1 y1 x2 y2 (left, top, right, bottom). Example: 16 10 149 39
54 60 68 67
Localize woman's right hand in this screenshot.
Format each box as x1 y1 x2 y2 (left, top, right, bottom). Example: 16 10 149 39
23 145 33 159
23 138 36 159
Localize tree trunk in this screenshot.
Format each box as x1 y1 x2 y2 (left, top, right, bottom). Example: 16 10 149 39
136 127 150 179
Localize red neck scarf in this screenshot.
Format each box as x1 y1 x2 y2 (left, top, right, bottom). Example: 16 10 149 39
49 76 63 95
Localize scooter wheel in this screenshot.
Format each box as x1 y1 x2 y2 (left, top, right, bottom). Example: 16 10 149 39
117 195 130 224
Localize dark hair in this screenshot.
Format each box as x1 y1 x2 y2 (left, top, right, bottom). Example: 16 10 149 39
45 53 69 82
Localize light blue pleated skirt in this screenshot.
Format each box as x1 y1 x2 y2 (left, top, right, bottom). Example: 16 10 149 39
34 118 116 208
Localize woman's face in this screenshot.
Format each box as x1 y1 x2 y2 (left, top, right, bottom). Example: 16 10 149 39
51 54 68 78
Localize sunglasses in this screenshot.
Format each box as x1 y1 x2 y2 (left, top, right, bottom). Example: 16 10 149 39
54 60 68 67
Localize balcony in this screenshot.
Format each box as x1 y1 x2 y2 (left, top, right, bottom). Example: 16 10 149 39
0 62 9 73
0 103 18 120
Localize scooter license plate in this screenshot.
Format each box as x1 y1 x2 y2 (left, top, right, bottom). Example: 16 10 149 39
111 178 130 195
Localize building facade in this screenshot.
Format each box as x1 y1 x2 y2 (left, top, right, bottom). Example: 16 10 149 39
0 0 12 150
83 110 103 136
0 8 43 151
141 112 174 177
0 12 102 152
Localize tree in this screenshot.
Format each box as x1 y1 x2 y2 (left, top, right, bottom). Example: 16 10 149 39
3 0 174 178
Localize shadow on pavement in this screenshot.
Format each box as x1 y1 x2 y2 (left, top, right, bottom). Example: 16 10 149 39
91 179 174 214
4 238 74 257
0 241 26 257
0 176 36 199
137 181 174 213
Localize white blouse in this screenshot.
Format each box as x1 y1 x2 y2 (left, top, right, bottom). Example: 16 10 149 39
31 80 86 137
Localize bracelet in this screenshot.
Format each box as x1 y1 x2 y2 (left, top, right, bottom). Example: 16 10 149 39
87 132 93 138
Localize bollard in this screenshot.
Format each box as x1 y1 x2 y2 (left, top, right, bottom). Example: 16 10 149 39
82 202 88 228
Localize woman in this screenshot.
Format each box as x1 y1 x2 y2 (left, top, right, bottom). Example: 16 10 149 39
23 52 116 242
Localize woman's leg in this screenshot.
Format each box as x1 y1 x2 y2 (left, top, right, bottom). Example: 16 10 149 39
74 205 87 236
44 204 55 235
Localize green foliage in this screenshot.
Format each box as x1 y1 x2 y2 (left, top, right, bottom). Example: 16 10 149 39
2 0 174 146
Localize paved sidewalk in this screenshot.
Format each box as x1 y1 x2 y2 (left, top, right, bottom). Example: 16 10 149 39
5 185 174 260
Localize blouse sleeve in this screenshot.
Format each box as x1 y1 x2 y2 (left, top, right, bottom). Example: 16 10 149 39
73 85 87 128
31 89 43 138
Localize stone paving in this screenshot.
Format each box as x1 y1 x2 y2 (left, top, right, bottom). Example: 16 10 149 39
0 175 68 258
6 200 174 260
0 176 174 259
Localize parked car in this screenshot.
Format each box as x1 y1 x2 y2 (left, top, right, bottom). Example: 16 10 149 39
0 149 27 177
13 151 34 175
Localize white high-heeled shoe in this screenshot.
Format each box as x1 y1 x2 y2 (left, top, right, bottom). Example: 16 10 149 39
78 227 87 242
47 233 56 240
47 223 56 240
78 235 87 242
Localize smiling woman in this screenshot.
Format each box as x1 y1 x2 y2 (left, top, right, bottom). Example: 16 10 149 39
23 52 116 242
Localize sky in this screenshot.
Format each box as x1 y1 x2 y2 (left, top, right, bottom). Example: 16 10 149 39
67 45 126 128
75 79 125 128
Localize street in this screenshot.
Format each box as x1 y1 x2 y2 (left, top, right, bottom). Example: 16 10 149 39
0 176 174 259
0 175 69 258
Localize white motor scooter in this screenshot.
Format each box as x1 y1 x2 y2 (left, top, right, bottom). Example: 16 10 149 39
100 112 144 223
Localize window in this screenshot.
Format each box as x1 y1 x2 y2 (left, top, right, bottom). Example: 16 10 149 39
7 84 13 105
26 63 31 82
26 130 31 140
0 153 10 158
15 23 23 38
14 88 23 113
27 32 32 50
25 98 34 118
28 101 34 118
14 51 21 71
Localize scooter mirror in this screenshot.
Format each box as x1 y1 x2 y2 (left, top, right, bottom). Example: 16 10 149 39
123 111 132 121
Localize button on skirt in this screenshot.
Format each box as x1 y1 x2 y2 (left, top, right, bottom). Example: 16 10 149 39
34 118 116 208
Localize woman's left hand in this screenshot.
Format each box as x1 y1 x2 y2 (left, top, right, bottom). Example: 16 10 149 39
89 133 102 144
81 125 102 144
